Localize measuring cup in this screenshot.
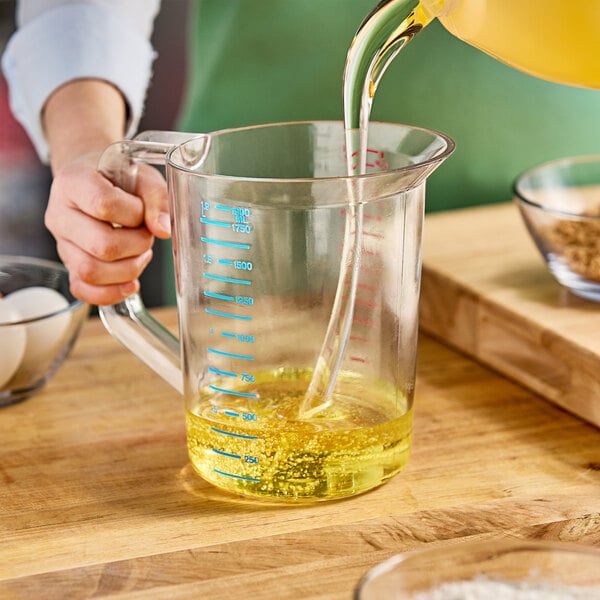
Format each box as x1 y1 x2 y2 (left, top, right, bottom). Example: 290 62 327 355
98 121 454 502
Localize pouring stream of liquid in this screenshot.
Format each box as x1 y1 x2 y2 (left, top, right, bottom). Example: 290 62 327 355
300 0 433 418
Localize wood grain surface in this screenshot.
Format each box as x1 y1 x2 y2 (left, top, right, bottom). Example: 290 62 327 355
420 202 600 428
1 308 599 599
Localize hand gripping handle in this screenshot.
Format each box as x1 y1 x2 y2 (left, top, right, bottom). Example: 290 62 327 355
96 132 203 394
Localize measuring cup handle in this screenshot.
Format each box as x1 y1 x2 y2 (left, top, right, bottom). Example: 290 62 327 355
96 132 198 394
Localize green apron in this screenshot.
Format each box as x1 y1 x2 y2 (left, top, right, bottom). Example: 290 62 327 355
164 0 600 302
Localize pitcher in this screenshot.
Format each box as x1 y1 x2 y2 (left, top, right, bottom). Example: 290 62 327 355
424 0 600 89
98 121 453 502
346 0 600 129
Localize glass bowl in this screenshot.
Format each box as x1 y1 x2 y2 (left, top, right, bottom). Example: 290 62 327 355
355 539 600 599
0 255 89 406
514 155 600 302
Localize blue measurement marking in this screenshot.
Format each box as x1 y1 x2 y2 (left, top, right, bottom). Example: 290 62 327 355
211 427 258 440
209 385 258 398
207 347 254 360
201 236 250 250
200 217 231 228
204 308 252 321
224 410 240 417
204 291 234 302
215 204 232 212
214 469 260 482
221 331 236 338
212 448 241 459
203 273 251 286
218 259 233 265
208 366 237 378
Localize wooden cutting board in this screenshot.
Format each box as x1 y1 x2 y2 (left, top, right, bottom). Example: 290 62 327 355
419 202 600 428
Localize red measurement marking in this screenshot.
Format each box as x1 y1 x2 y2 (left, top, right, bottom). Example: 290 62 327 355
357 299 378 308
337 230 382 240
341 295 379 309
341 147 388 172
353 317 372 326
339 209 382 221
363 231 384 239
350 335 370 343
350 356 367 363
366 148 389 170
358 283 377 292
361 264 383 273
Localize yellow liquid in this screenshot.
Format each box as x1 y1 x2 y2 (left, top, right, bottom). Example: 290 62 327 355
429 0 600 89
186 369 412 501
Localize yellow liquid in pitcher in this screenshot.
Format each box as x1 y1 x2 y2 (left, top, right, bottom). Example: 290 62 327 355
431 0 600 88
186 369 412 501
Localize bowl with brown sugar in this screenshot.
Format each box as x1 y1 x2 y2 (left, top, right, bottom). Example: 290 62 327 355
514 155 600 302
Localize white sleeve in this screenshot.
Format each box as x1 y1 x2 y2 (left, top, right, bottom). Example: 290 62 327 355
1 0 161 163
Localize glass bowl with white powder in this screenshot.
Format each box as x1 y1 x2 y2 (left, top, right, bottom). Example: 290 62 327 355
355 539 600 599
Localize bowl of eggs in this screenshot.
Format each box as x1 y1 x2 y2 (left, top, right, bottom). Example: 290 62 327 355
0 255 89 406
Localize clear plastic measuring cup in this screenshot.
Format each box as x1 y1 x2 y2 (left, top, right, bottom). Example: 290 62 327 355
98 121 454 501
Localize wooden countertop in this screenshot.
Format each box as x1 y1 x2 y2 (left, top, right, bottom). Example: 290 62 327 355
1 308 599 599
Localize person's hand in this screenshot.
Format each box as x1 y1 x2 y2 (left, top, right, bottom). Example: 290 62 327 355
45 152 171 305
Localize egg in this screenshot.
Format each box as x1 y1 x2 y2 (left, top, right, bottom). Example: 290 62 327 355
0 301 26 389
3 287 72 378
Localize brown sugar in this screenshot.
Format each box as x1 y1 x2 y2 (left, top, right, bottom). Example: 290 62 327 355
545 211 600 282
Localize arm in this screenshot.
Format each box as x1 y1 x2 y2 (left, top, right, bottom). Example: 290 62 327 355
43 78 127 174
42 78 170 305
3 0 161 161
2 1 167 305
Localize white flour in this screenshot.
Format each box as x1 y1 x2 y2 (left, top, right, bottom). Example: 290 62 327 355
410 578 600 600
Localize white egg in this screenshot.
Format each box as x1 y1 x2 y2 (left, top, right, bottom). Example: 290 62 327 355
3 287 72 377
0 301 26 389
